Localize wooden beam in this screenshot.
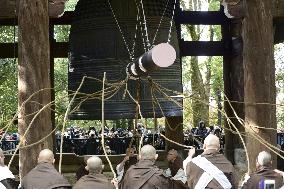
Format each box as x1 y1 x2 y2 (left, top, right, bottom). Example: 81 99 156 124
0 42 68 58
0 43 18 58
0 11 73 26
175 11 229 25
50 11 73 25
179 40 231 56
0 0 67 18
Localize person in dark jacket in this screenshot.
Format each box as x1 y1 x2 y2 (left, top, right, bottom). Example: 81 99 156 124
21 149 71 189
242 151 283 189
73 156 117 189
120 144 173 189
75 156 89 180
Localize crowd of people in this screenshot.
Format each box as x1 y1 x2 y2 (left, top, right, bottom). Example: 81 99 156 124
0 121 225 155
1 134 284 189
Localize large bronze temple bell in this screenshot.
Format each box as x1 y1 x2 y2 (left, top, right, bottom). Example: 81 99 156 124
68 0 183 120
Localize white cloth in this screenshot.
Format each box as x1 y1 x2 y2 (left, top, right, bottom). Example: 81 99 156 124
221 1 234 18
0 166 14 181
0 166 14 189
0 183 6 189
116 163 125 182
192 156 232 189
195 172 214 189
165 168 187 184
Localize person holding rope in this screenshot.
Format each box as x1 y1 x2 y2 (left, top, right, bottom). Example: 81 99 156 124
241 151 283 189
20 149 71 189
120 144 173 189
183 134 235 189
116 147 138 183
165 149 189 189
73 156 118 189
0 148 19 189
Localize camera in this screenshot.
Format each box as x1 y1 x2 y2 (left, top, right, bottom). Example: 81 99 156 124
259 179 275 189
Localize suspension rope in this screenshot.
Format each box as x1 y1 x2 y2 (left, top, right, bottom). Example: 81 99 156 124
139 0 151 50
152 0 170 46
107 0 132 60
167 0 178 43
59 76 87 173
101 72 117 178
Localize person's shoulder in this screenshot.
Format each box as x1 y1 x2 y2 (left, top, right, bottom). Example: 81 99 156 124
212 153 234 165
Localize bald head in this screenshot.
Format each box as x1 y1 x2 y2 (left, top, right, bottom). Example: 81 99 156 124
203 134 220 151
38 149 55 164
0 148 4 166
86 156 103 174
140 145 157 160
257 151 272 167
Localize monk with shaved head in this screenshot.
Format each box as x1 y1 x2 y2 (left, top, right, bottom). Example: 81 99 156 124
21 149 71 189
241 151 283 189
121 145 174 189
183 134 235 189
73 156 117 189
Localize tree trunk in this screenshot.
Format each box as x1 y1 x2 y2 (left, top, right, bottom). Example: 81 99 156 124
190 56 208 127
243 0 276 172
18 0 53 178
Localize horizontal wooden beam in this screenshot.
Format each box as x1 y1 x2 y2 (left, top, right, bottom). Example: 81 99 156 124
175 11 229 25
0 11 73 26
1 40 234 58
50 11 73 25
1 11 230 26
0 43 17 58
0 42 68 58
0 0 67 18
179 40 231 56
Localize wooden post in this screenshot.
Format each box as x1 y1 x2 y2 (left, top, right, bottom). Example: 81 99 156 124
223 18 245 164
243 0 276 172
49 24 56 154
165 116 183 151
18 0 53 178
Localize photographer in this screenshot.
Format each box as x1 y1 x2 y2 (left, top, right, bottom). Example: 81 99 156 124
242 151 283 189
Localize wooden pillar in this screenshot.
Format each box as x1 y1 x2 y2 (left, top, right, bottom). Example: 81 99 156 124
243 0 276 172
223 19 245 164
18 0 53 178
165 116 183 151
49 24 56 154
